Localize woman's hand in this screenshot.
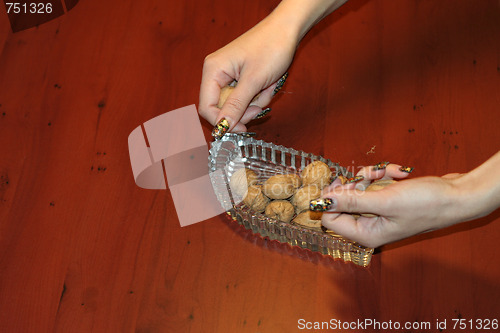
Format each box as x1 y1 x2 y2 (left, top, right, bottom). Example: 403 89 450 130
316 153 500 248
199 15 297 136
199 0 349 138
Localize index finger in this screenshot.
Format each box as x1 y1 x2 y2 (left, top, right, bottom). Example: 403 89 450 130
199 76 231 126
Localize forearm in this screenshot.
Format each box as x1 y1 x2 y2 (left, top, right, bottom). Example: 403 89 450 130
265 0 348 42
454 150 500 222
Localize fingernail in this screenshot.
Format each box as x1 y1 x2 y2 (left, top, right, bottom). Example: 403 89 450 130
211 118 230 140
254 107 271 119
373 161 390 170
272 72 288 96
310 198 335 211
321 225 343 237
345 175 364 184
399 166 414 173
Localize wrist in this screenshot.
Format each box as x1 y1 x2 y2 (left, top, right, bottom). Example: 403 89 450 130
447 175 481 224
268 0 348 42
451 167 499 223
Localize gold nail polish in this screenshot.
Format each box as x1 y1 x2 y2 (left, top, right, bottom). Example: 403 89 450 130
211 118 230 140
345 175 364 184
337 175 348 185
272 72 288 96
321 225 343 237
399 166 414 173
254 108 271 119
310 198 334 212
373 161 390 170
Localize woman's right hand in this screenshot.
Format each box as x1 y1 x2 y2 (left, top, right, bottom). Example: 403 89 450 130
199 12 299 137
199 0 349 138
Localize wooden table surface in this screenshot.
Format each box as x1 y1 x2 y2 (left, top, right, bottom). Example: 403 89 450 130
0 0 499 332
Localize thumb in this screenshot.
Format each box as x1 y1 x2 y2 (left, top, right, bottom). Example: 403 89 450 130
212 79 262 139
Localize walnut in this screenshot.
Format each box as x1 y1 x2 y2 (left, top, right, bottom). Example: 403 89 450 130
264 200 295 223
243 185 269 213
217 86 235 108
291 185 322 213
361 179 397 217
292 210 323 229
217 85 260 109
365 179 396 191
229 168 258 198
262 173 301 199
301 160 332 188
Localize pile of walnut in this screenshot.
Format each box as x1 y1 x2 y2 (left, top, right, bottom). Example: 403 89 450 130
229 160 332 230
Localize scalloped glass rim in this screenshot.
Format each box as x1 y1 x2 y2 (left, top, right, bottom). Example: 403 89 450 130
208 133 374 267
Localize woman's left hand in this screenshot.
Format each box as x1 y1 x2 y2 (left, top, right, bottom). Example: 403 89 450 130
318 163 470 248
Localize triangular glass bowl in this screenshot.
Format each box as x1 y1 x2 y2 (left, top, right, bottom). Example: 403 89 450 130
208 133 374 267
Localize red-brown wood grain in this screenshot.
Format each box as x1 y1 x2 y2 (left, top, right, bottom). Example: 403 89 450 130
0 0 498 332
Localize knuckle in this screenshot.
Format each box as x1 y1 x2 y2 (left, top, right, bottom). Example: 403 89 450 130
203 52 215 63
344 194 359 212
198 107 208 117
202 54 217 71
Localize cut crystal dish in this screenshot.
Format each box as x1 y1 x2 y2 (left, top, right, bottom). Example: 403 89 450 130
208 133 374 267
